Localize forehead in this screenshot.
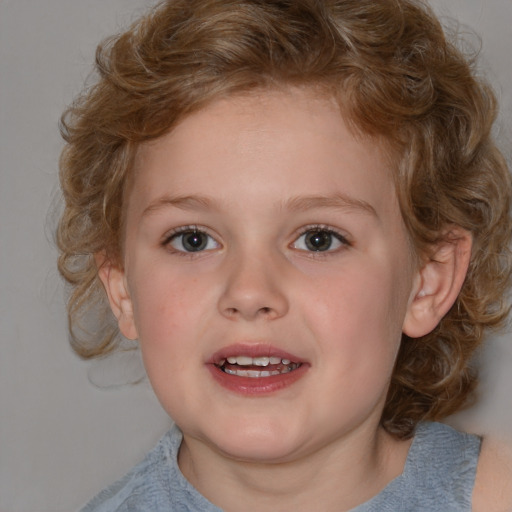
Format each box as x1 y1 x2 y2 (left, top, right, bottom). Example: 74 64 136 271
129 88 397 213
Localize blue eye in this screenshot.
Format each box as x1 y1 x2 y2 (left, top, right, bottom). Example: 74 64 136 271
168 229 219 253
293 228 347 252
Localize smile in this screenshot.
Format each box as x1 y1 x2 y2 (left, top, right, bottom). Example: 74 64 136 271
217 356 301 377
208 344 308 395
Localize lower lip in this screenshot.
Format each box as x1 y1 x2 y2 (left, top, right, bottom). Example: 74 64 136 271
207 363 309 395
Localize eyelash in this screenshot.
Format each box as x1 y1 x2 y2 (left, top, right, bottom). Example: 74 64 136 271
161 224 351 256
162 225 219 256
292 225 351 254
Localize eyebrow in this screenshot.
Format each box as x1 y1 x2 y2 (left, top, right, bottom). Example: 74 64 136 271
285 194 377 217
142 195 217 217
142 193 377 218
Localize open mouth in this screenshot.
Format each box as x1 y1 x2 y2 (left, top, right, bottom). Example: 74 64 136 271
208 346 308 394
216 356 302 378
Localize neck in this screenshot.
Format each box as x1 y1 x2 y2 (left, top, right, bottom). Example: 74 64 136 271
178 425 411 512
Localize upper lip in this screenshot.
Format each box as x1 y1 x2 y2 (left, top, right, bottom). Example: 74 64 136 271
208 343 305 366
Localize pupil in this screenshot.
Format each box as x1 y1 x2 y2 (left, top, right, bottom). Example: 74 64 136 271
306 230 332 251
183 231 207 251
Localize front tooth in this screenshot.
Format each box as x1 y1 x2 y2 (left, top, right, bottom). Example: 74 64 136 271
236 356 253 366
281 359 291 365
237 369 262 377
269 357 281 365
253 356 270 367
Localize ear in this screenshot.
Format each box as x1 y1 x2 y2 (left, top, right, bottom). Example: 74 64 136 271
403 228 472 338
95 253 138 340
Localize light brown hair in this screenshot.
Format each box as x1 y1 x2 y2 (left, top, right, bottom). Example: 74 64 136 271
57 0 512 438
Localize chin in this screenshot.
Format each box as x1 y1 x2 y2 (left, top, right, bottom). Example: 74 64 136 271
218 439 301 464
203 418 306 464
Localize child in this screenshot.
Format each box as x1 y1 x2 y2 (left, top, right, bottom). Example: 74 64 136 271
57 0 512 510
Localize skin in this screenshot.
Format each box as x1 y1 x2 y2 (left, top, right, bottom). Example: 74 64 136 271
99 88 484 511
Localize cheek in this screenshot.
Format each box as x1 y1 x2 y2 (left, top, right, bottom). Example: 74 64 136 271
129 269 206 348
128 277 204 396
304 261 408 357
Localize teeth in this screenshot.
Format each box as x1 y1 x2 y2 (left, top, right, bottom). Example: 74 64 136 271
223 356 295 367
253 357 270 366
223 365 299 378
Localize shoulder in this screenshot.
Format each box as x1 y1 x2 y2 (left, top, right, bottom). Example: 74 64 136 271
406 422 480 509
375 422 480 509
472 436 512 512
410 421 481 476
79 425 222 512
79 428 178 512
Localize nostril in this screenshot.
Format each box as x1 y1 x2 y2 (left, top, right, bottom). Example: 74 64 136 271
222 305 274 319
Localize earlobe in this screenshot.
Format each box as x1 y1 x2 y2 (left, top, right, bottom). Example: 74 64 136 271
403 228 472 338
95 253 138 340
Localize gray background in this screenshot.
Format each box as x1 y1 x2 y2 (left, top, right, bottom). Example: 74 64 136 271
0 1 511 511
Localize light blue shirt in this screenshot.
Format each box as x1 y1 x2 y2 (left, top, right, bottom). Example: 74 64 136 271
80 421 481 511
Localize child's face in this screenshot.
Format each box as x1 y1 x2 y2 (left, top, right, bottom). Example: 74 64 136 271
112 88 420 463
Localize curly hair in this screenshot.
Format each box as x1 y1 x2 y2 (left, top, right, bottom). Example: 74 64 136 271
57 0 512 438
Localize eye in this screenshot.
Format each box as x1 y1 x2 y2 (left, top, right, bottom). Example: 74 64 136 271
166 228 219 253
293 228 348 252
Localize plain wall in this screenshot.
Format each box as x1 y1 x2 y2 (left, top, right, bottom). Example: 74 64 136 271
0 1 511 510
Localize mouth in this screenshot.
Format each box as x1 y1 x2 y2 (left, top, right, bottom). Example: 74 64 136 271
217 356 302 378
207 345 308 395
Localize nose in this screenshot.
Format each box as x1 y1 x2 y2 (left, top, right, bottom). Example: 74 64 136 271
217 251 289 321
